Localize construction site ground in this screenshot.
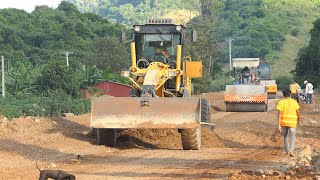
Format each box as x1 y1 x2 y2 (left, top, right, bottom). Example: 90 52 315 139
0 91 319 179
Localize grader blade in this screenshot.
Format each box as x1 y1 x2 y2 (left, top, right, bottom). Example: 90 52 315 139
224 85 268 112
91 96 201 129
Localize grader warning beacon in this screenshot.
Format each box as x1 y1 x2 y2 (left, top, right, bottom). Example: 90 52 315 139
91 18 214 150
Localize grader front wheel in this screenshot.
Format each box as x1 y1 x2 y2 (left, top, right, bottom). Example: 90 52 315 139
180 98 211 150
181 128 201 150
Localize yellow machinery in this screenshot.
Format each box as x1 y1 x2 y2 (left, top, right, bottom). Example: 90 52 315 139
91 18 213 150
258 62 277 99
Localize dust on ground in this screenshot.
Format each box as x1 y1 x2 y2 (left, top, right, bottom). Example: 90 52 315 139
0 91 319 179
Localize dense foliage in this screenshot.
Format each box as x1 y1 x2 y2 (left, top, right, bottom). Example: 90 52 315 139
217 0 285 60
65 0 200 26
294 18 320 87
186 0 227 92
0 2 130 118
0 2 127 63
67 0 320 91
0 91 90 119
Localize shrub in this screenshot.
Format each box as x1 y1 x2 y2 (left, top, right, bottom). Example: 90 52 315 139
291 28 299 37
194 75 233 93
0 91 90 119
275 76 292 90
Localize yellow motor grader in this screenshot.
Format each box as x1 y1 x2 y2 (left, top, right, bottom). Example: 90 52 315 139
90 18 214 150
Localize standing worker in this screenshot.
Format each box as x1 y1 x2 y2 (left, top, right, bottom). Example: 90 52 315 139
241 66 250 84
289 80 301 102
304 80 314 104
276 88 301 157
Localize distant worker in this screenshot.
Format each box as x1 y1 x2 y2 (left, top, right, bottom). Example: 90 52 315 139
304 80 313 104
241 66 250 84
276 88 301 157
289 80 301 102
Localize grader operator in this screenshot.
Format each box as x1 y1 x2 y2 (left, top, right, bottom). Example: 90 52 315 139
90 18 213 150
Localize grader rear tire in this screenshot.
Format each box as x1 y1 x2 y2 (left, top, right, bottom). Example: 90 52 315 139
96 128 117 146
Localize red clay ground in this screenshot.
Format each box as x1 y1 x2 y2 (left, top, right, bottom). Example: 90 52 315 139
0 91 319 179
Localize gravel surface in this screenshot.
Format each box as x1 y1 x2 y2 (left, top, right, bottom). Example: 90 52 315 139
0 91 319 179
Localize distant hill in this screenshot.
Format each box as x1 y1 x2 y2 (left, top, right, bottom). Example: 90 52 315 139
66 0 319 80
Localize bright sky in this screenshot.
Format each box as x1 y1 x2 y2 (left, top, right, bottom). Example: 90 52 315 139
0 0 62 12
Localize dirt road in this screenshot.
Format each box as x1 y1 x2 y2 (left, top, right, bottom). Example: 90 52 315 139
0 92 319 179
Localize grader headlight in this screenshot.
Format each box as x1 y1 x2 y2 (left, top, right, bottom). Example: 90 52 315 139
130 67 137 72
176 25 182 32
168 70 180 77
134 26 141 32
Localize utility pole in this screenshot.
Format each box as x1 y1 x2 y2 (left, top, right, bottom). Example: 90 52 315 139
1 56 5 97
225 37 234 72
65 51 73 67
225 37 234 78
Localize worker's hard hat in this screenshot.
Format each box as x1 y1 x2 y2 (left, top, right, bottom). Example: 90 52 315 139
304 80 308 84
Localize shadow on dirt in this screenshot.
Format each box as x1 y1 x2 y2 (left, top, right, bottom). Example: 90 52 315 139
117 135 159 149
46 117 96 144
46 117 181 150
0 139 76 161
211 105 224 112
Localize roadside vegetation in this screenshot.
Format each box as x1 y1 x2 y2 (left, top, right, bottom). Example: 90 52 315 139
0 2 128 118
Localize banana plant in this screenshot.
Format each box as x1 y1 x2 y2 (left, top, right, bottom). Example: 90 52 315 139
75 63 104 89
4 61 43 96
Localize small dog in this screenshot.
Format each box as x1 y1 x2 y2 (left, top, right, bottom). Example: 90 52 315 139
36 161 76 180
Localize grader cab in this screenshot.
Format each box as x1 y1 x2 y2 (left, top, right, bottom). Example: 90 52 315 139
91 18 214 150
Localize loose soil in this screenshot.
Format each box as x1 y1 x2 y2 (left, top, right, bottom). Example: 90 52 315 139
0 91 319 179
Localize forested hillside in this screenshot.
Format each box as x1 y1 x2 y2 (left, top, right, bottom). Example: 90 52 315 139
0 0 320 118
65 0 200 26
294 18 320 87
0 2 130 118
67 0 320 89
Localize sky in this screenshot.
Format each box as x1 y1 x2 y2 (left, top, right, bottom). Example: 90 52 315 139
0 0 62 12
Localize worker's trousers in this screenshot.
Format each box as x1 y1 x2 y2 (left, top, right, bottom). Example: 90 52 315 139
306 93 312 104
290 93 299 103
242 77 249 84
281 126 296 154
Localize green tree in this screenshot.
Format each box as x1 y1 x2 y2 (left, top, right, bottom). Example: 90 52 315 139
294 18 320 87
89 36 130 73
186 0 224 92
5 61 43 96
37 61 81 97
